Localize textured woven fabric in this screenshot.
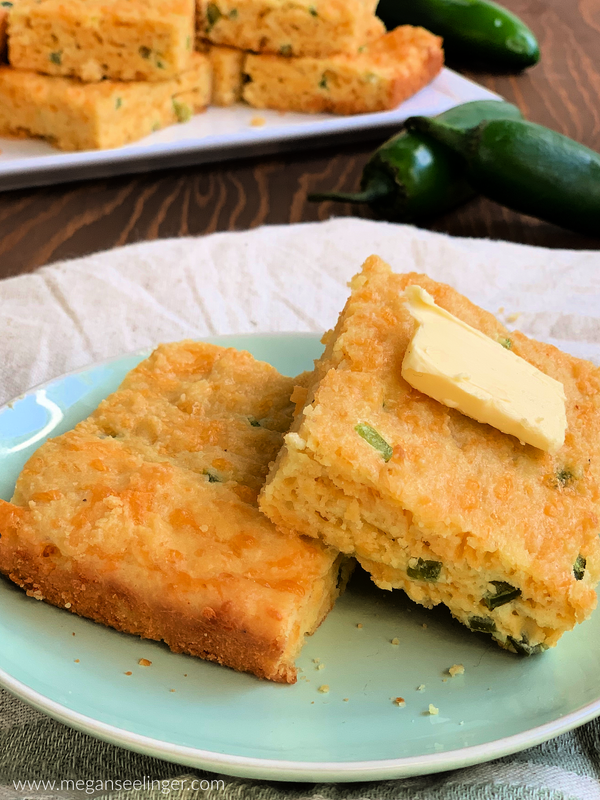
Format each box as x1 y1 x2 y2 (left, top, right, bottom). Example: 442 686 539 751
1 218 600 800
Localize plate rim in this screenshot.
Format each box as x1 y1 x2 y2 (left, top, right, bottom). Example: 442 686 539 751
1 333 599 783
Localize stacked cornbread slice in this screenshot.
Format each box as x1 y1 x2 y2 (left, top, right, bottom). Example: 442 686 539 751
0 0 212 150
260 256 600 655
198 0 443 113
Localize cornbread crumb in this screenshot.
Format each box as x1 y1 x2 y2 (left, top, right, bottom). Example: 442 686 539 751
343 698 349 702
74 659 80 663
170 689 176 692
417 684 425 692
356 623 363 629
391 637 400 645
428 704 439 715
507 312 521 323
393 697 406 707
312 658 320 663
250 116 266 127
318 684 329 693
448 664 464 677
317 663 325 670
125 671 133 676
139 658 153 667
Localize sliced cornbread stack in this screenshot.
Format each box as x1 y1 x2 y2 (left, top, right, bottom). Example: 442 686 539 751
260 256 600 654
196 0 443 113
0 0 211 150
0 342 348 683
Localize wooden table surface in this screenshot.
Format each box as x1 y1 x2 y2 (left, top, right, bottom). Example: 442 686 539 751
0 0 598 280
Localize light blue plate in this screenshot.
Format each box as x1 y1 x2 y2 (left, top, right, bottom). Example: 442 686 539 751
1 333 599 783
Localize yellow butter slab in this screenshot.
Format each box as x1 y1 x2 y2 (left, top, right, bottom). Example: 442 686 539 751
401 285 567 453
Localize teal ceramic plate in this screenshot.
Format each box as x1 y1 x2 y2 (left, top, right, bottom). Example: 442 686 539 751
1 333 599 783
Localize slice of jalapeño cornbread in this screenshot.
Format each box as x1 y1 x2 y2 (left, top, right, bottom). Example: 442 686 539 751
260 256 600 654
0 342 347 683
198 0 382 58
197 41 245 106
243 26 443 115
8 0 195 82
0 53 211 151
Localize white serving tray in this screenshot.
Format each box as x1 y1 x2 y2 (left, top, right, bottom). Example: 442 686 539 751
0 68 498 191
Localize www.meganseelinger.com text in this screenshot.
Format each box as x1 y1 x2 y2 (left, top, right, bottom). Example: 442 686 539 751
12 776 226 795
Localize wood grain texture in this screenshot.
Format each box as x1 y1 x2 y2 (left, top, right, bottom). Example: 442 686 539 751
0 0 598 279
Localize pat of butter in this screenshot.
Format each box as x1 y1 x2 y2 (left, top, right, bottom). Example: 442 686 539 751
401 286 567 453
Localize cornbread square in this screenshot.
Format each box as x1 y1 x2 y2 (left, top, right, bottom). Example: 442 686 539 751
0 53 211 151
198 41 245 106
260 256 600 654
198 0 383 58
0 342 347 683
8 0 195 82
243 26 443 115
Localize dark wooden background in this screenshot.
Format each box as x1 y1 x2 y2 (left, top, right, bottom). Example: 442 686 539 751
0 0 598 280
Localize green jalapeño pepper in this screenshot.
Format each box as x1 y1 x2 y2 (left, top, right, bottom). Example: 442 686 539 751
406 114 600 237
308 99 522 222
376 0 540 69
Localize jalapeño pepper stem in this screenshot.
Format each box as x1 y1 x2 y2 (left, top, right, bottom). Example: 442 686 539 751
308 174 394 206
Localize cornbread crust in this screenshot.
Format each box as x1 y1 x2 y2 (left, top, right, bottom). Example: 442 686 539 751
8 0 195 82
260 256 600 653
243 27 443 115
197 41 245 106
0 342 346 683
0 53 211 151
197 0 382 58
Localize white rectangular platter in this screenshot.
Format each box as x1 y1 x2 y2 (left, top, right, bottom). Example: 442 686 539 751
0 68 498 191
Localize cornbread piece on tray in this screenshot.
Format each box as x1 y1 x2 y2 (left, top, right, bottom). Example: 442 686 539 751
0 53 211 151
198 41 245 106
8 0 195 82
260 256 600 655
243 26 443 115
0 342 348 684
198 0 383 58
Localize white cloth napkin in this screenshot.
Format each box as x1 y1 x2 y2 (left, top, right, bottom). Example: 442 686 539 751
2 217 600 407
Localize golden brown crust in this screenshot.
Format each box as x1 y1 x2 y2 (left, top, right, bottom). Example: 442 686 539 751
0 512 298 682
0 342 344 682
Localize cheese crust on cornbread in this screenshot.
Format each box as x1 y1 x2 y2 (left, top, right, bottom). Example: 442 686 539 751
197 0 382 58
0 52 211 151
260 256 600 654
243 26 443 115
197 41 245 106
8 0 195 82
0 342 346 683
